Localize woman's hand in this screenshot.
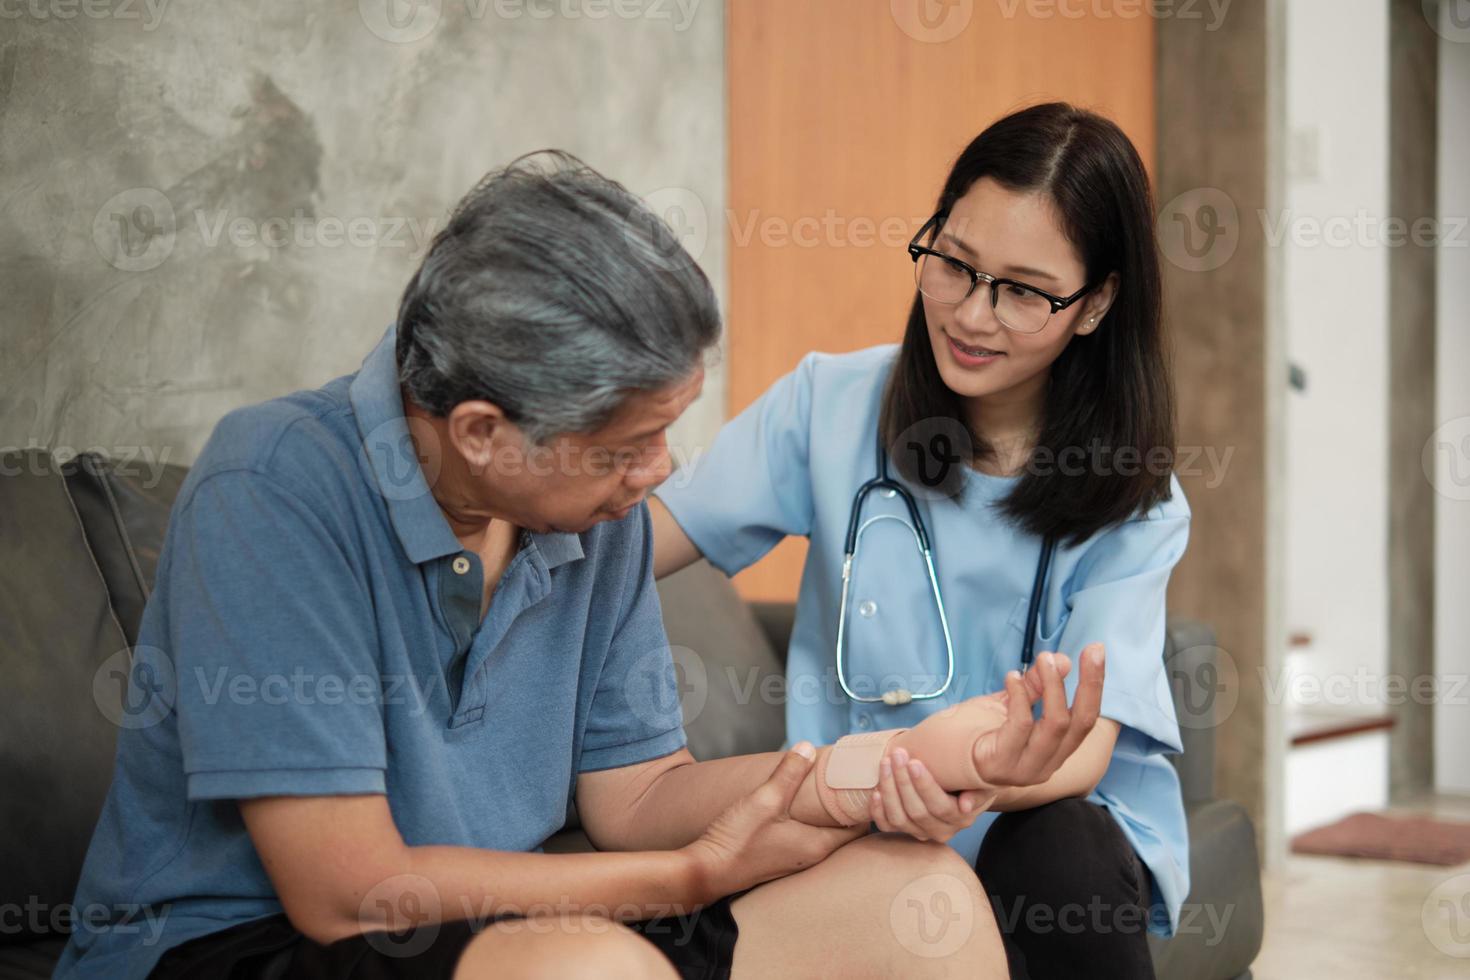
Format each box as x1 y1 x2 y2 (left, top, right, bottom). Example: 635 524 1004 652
683 743 866 902
972 643 1105 791
869 747 998 842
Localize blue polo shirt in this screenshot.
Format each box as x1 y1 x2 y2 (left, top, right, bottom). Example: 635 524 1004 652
55 328 686 980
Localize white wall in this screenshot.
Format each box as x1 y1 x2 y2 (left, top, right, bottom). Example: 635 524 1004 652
1282 0 1390 714
1434 4 1470 795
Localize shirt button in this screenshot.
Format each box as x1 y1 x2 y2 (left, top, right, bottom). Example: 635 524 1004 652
859 599 878 618
882 488 897 499
452 556 471 575
856 715 873 731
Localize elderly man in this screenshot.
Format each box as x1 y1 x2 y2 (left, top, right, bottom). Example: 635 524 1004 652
57 154 1093 980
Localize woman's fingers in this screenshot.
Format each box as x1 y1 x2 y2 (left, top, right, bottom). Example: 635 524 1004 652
979 668 1035 783
892 752 959 841
1048 643 1106 764
1012 652 1072 776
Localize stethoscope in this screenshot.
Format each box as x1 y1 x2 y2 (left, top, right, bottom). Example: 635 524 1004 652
835 432 1056 706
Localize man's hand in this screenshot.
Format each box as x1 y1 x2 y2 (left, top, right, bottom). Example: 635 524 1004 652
683 743 866 902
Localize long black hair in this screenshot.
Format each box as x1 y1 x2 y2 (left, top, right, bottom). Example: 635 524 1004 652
879 102 1174 547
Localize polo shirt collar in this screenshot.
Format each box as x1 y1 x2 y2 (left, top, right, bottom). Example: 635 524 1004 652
350 326 585 570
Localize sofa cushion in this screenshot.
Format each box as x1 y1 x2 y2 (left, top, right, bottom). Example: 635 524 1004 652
0 451 131 943
653 561 787 761
1148 798 1264 980
61 452 187 646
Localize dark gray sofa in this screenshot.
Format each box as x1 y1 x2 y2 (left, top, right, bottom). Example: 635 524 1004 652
0 450 1263 978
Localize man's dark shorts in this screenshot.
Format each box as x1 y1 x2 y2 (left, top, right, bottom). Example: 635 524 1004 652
148 900 739 980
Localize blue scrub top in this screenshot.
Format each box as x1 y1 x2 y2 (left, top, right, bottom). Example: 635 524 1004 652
657 344 1192 936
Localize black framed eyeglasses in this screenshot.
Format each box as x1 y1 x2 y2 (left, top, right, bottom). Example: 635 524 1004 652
907 212 1095 335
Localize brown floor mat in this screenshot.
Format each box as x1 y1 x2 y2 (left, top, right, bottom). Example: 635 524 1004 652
1291 812 1470 866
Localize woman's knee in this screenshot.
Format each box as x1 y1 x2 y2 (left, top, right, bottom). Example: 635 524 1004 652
977 798 1141 907
453 916 675 980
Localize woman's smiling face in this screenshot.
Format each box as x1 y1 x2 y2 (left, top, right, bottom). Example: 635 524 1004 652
921 177 1115 405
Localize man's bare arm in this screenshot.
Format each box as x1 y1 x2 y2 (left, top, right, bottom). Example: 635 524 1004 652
240 748 855 946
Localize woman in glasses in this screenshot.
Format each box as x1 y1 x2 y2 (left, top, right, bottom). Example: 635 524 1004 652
653 102 1189 980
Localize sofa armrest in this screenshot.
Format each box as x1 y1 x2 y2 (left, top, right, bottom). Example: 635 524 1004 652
1164 618 1221 805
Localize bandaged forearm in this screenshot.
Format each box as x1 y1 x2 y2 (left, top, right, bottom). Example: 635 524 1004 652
801 698 1006 826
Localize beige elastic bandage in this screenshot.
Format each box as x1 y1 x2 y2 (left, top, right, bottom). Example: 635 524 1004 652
814 729 907 826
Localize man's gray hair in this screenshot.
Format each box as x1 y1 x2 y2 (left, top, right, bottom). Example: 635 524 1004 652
396 151 719 443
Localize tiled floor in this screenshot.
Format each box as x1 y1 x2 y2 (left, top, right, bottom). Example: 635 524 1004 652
1251 794 1470 979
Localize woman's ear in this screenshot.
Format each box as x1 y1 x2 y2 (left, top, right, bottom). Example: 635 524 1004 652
1075 272 1120 336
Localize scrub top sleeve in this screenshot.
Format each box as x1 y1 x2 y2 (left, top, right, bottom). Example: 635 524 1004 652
655 354 818 577
1055 504 1192 757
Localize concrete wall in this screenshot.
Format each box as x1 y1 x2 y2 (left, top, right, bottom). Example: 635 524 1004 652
0 0 727 472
